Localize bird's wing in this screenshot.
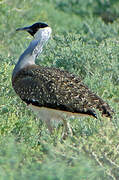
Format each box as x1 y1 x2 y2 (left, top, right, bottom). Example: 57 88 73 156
12 65 113 118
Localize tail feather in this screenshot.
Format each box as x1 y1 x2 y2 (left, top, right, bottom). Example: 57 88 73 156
98 103 114 118
88 92 114 119
95 98 113 118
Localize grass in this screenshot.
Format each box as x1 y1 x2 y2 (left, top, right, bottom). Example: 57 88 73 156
0 0 119 179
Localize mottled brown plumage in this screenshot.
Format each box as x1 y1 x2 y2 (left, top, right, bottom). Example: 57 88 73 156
12 64 113 119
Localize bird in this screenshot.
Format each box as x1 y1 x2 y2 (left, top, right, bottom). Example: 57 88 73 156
12 22 113 134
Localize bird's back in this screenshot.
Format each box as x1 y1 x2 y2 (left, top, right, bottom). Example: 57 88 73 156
12 65 113 118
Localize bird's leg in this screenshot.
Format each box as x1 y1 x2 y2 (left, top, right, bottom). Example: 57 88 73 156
44 117 73 139
61 118 73 139
45 119 54 133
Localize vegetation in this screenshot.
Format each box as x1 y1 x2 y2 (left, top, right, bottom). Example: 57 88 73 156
0 0 119 179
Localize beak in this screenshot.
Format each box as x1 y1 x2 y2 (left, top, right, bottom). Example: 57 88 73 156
16 25 34 36
16 26 31 32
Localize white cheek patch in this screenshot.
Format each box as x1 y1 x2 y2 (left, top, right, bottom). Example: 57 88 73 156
34 27 52 40
32 27 52 57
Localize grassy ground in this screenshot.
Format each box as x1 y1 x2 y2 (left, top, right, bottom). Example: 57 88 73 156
0 0 119 179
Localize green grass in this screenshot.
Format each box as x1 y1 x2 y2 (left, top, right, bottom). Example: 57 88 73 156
0 0 119 179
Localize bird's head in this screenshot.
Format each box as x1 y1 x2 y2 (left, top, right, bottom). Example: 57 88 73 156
16 22 52 40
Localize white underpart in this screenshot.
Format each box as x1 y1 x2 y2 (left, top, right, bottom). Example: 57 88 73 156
28 104 87 133
29 105 68 132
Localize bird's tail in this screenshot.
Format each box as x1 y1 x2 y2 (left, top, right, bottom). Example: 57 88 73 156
89 93 114 119
97 101 113 118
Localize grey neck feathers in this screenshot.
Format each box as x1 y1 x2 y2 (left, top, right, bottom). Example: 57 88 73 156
12 27 52 78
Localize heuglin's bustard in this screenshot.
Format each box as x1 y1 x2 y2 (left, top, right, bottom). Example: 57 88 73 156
12 22 113 134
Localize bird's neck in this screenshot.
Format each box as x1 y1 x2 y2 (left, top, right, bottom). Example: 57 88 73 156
12 27 51 78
